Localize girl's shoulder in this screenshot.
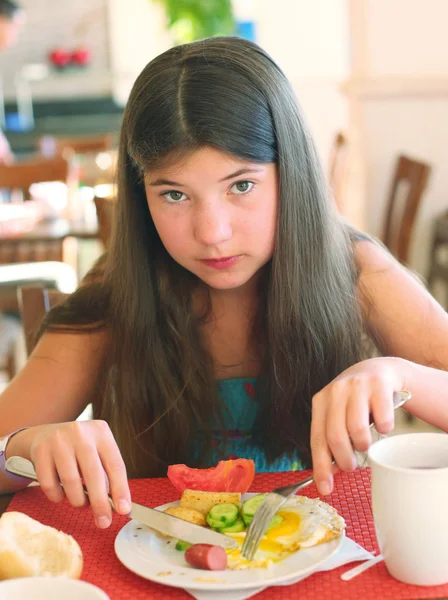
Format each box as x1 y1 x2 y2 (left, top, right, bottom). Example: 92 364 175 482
352 234 401 279
346 225 372 244
343 222 397 276
350 232 448 364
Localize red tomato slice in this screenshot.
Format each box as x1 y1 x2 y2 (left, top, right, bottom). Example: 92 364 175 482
167 459 255 493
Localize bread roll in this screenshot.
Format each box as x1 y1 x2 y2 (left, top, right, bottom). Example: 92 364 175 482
0 511 83 580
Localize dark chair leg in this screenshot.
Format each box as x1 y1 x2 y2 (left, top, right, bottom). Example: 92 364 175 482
6 347 15 381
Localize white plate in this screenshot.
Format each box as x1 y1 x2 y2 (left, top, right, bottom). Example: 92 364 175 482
0 578 110 600
114 494 343 592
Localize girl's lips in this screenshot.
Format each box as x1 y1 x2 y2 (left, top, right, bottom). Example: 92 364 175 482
200 255 242 270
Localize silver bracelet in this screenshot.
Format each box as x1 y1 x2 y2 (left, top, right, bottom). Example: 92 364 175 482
0 428 32 484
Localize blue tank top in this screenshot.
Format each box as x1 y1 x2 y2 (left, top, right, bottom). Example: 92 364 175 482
203 378 305 473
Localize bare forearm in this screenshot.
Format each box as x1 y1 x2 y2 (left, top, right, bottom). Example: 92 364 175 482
401 358 448 431
0 471 31 495
0 426 46 495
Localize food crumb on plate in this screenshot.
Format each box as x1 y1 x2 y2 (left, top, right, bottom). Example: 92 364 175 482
156 571 173 577
194 578 228 583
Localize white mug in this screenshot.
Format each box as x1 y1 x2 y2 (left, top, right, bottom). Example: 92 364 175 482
368 432 448 586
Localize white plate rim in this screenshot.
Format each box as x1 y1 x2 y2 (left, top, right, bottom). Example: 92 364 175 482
114 494 344 592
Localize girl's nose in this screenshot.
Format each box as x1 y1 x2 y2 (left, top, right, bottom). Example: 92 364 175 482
194 202 232 246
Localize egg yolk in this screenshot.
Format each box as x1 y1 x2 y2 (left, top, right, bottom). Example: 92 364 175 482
257 510 301 554
226 510 302 563
265 510 300 539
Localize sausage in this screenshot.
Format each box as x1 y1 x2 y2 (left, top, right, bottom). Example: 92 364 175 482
184 544 228 570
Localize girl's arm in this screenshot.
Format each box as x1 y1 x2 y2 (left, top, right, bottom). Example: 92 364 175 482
0 330 108 437
355 239 448 429
311 239 448 495
0 330 131 528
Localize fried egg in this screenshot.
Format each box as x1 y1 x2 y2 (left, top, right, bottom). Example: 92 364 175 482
225 496 345 570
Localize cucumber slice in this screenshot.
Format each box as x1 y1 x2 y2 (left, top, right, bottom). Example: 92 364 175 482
266 514 283 532
241 494 266 526
206 503 239 529
175 540 192 552
217 518 246 534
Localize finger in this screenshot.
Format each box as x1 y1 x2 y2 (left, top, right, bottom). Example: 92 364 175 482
326 383 359 473
52 433 87 508
370 384 395 435
310 392 334 495
76 443 112 528
33 445 65 504
98 438 131 516
347 391 372 453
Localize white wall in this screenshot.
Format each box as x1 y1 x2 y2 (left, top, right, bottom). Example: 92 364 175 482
0 0 174 102
363 0 448 76
0 0 110 100
255 0 350 168
363 95 448 275
107 0 172 105
344 0 448 277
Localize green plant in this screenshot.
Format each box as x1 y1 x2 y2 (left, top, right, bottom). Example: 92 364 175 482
155 0 235 44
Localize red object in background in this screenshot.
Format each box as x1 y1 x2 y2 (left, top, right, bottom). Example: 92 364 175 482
167 458 256 493
71 46 92 66
49 48 71 68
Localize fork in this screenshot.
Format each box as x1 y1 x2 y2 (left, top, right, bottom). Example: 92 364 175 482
241 389 411 560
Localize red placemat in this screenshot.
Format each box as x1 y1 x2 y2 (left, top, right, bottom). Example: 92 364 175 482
6 469 447 600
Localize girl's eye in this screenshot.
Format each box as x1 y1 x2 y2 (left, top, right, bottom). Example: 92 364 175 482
163 190 187 203
231 180 254 194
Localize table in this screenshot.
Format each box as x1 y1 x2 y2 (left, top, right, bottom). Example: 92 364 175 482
3 469 447 600
0 215 99 243
0 215 100 289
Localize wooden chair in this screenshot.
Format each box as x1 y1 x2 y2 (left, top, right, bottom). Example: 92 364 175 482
427 213 448 305
38 133 114 157
329 132 348 213
0 155 75 266
93 196 115 249
16 285 92 421
382 155 431 264
17 286 67 356
0 157 76 377
0 155 73 198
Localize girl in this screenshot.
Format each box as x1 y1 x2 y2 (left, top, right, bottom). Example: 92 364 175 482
1 37 448 531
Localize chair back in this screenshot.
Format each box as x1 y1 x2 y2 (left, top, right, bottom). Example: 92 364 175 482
39 133 114 157
0 155 77 269
383 155 431 264
93 196 115 249
329 132 348 212
17 285 67 355
0 155 73 197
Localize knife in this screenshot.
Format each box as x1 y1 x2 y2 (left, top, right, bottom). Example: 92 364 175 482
5 456 238 550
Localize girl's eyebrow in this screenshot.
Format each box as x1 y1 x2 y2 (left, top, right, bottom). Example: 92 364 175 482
147 167 264 187
148 178 186 187
219 167 264 182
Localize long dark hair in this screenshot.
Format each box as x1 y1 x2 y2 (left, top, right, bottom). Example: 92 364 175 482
0 0 21 18
43 37 366 477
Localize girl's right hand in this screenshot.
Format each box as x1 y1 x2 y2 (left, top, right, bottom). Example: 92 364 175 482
27 420 131 529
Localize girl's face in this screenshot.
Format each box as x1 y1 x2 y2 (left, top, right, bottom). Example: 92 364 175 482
144 146 278 291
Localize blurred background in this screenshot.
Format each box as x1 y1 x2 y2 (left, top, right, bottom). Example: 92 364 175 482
0 0 447 430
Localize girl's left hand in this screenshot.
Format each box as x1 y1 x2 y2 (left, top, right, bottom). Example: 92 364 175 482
310 356 408 496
